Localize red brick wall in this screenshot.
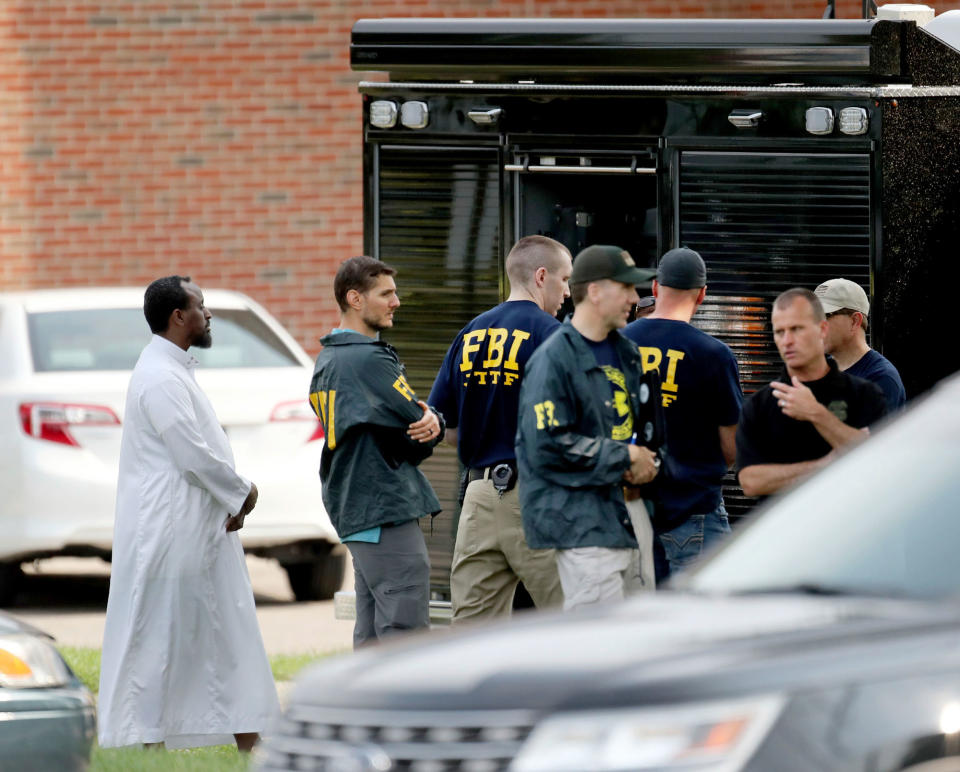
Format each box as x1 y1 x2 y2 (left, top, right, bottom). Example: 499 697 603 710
1 1 957 355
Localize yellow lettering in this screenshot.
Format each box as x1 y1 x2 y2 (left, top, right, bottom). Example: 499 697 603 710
488 370 501 384
475 371 487 385
545 400 557 427
662 393 678 407
460 329 487 372
534 403 546 430
483 328 508 368
638 346 662 373
309 390 337 447
327 391 336 448
503 372 519 386
533 400 559 429
662 349 685 394
392 375 416 402
504 330 531 371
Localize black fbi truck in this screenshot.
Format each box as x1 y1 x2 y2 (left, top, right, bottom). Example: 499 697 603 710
349 8 960 596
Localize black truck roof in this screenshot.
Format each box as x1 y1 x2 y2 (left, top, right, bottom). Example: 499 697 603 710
351 17 960 87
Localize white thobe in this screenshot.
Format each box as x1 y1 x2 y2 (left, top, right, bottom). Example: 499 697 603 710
98 335 279 749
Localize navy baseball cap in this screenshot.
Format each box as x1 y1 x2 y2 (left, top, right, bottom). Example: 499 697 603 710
657 247 707 289
571 245 657 286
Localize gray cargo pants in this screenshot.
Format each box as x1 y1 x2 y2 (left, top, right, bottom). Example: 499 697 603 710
344 518 430 648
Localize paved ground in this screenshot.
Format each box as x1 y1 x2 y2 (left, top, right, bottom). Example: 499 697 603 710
4 555 355 655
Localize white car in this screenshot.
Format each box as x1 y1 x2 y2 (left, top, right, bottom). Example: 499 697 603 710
0 287 343 605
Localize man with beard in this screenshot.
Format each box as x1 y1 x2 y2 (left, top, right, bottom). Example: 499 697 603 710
99 276 279 752
310 256 444 647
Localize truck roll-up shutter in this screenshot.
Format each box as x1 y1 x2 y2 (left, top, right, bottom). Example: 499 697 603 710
679 151 871 391
679 151 871 514
377 145 502 595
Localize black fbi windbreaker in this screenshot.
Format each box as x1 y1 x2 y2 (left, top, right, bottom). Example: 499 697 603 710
309 331 442 538
516 320 666 550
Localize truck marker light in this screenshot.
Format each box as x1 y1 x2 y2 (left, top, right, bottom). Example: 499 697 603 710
467 108 503 126
369 100 398 128
728 109 763 128
840 107 869 135
400 100 429 129
806 107 835 135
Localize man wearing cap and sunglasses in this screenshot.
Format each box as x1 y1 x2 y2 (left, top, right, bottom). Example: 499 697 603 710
815 278 906 413
516 244 665 611
623 247 742 580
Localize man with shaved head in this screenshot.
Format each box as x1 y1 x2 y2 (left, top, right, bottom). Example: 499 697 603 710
429 235 572 623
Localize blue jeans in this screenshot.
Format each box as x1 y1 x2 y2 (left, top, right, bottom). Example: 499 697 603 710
657 504 731 579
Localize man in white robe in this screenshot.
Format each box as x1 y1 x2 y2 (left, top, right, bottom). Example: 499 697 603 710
98 275 279 751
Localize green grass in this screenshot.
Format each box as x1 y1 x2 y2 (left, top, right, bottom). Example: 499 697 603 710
58 647 339 769
58 646 336 693
268 650 332 681
59 645 101 692
91 745 250 772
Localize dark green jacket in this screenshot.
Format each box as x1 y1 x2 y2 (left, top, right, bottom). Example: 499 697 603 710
516 320 665 549
309 331 442 538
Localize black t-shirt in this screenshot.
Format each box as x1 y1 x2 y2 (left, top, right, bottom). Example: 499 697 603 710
428 300 559 467
622 318 742 526
736 358 888 471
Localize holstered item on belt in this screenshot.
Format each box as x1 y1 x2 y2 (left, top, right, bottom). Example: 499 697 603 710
457 468 470 507
466 461 518 495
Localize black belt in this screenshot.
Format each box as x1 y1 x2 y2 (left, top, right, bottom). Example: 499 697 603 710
467 460 518 493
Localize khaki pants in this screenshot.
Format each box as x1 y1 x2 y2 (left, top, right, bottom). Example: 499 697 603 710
450 479 563 623
556 546 643 611
556 497 656 612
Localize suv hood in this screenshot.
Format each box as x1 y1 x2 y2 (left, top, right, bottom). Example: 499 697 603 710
292 593 959 712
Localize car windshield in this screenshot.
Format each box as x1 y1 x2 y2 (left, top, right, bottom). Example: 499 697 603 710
28 307 301 371
686 381 960 601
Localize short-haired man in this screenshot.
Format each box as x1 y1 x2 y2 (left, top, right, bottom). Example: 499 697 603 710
517 245 663 611
737 288 888 498
815 277 906 412
622 248 742 578
309 256 444 647
429 235 571 623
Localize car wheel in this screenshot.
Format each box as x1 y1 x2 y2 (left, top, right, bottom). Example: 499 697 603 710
284 549 346 602
0 562 23 607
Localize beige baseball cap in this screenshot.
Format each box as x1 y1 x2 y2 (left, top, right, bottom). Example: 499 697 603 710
814 278 869 315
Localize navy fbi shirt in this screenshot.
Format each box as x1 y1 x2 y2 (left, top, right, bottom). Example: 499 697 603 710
429 300 560 468
622 318 743 529
581 334 634 442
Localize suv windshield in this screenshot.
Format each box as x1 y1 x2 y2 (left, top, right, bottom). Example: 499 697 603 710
687 380 960 600
28 308 301 371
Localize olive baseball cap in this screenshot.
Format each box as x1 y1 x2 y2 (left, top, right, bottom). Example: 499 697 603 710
814 278 869 315
570 245 657 286
657 247 707 289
